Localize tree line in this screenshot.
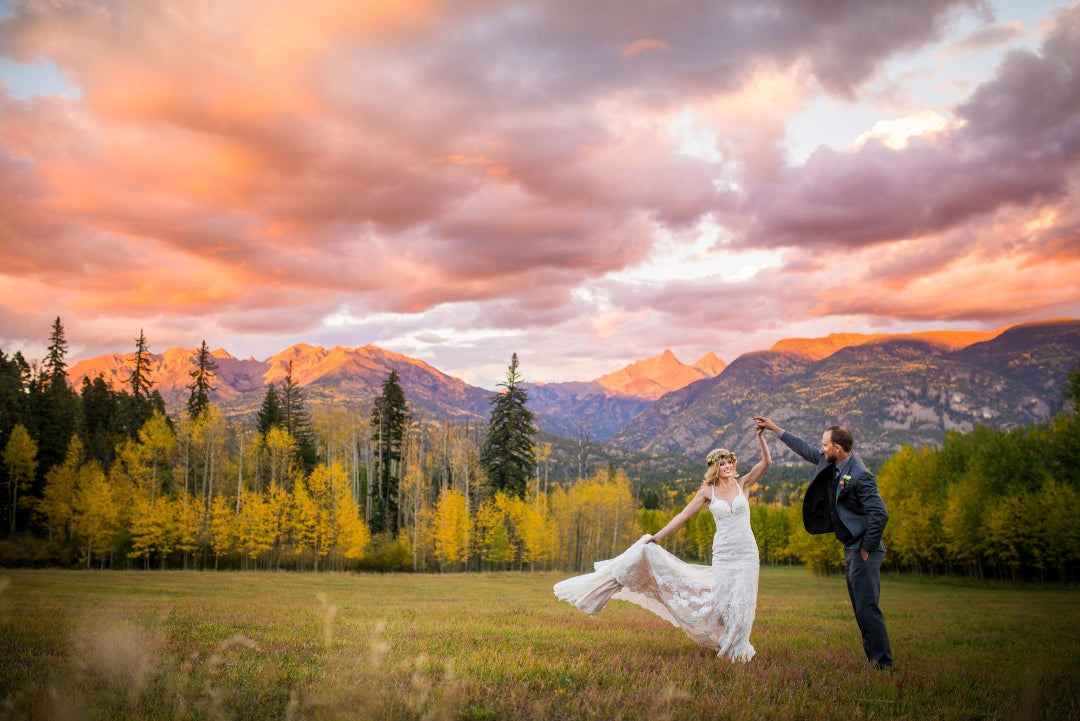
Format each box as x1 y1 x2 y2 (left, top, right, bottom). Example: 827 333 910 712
2 319 1078 580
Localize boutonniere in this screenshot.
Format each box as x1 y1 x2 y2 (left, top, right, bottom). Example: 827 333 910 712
839 474 851 488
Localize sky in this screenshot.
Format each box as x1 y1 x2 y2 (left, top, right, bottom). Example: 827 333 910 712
1 0 1079 389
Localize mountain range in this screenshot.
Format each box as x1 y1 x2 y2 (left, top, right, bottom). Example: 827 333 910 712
66 319 1080 459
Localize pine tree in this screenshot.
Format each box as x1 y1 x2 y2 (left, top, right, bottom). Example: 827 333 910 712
44 316 68 387
186 341 218 419
370 369 409 535
256 383 284 435
0 350 31 439
79 374 122 466
122 330 165 437
481 353 536 498
280 361 318 473
27 317 80 490
129 329 154 399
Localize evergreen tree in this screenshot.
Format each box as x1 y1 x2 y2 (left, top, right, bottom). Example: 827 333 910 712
129 328 154 399
256 383 284 435
26 318 80 492
0 350 31 439
122 328 165 436
80 375 123 467
44 316 68 387
481 353 536 498
186 340 218 419
280 361 318 473
370 369 409 535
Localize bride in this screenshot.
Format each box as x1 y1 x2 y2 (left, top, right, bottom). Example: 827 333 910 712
554 428 771 662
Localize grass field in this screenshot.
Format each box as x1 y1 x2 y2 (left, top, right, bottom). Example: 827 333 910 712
0 567 1077 721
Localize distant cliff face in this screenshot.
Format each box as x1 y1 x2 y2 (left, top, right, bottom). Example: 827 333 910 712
592 349 726 400
65 319 1080 457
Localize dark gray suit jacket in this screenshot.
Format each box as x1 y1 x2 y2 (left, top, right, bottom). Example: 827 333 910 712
778 430 889 552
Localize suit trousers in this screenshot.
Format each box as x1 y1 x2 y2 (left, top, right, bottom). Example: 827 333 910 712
844 545 893 667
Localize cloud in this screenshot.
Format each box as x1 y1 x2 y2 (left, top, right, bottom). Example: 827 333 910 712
739 4 1080 255
1 0 1077 382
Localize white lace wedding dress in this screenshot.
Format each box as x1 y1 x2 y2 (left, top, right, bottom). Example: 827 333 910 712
553 485 759 662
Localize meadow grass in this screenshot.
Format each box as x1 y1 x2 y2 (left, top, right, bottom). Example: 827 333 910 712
0 567 1077 720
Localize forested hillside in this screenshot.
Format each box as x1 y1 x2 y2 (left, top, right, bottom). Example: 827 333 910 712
612 319 1080 459
2 317 1078 580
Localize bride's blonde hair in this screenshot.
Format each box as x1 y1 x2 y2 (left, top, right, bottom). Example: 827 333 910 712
702 448 738 486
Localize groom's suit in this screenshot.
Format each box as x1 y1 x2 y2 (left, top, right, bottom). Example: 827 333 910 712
778 429 893 668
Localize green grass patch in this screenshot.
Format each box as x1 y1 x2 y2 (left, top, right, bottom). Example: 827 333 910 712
0 568 1076 720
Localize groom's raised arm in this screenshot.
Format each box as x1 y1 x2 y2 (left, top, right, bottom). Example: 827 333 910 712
755 416 822 465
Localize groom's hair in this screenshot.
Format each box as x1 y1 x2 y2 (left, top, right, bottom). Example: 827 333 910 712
826 425 853 452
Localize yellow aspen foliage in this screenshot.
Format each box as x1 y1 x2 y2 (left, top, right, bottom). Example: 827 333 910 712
548 471 639 572
398 448 428 559
72 461 121 567
37 435 80 542
336 481 370 561
942 475 985 567
982 495 1028 571
174 493 202 562
683 497 715 561
750 504 797 565
263 427 296 488
1035 481 1080 575
475 496 510 565
785 522 844 575
636 508 667 536
433 488 470 568
129 494 178 568
265 481 291 563
3 423 38 534
237 491 274 565
291 477 319 566
137 412 177 497
208 493 235 562
514 497 556 568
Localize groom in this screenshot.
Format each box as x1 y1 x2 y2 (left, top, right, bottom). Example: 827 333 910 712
754 416 893 669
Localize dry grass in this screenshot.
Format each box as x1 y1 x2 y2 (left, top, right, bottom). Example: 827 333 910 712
0 568 1077 720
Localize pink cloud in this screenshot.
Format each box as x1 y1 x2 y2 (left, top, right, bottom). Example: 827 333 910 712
1 0 1077 380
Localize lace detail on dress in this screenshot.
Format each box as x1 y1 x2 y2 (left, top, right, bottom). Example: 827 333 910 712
554 484 759 662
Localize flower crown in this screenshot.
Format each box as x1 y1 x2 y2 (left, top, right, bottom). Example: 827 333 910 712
706 449 737 466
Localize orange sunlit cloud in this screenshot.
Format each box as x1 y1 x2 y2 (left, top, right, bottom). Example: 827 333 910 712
1 0 1078 385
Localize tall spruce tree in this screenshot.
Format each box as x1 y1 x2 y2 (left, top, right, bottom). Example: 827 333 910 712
280 361 318 473
186 340 218 419
129 329 154 399
0 350 30 440
44 316 68 387
481 353 536 498
27 317 80 492
256 383 284 435
80 374 122 466
370 369 409 535
123 328 164 436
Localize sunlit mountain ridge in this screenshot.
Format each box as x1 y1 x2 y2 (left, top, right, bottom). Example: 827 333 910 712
64 319 1080 456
